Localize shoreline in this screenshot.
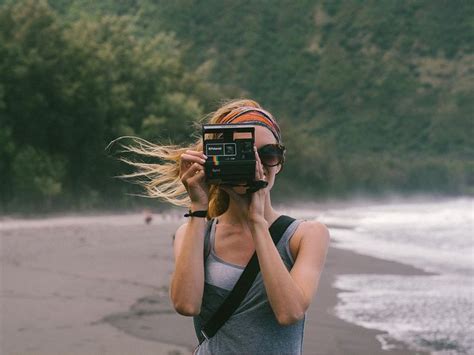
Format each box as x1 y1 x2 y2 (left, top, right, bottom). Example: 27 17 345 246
307 242 435 355
1 192 466 221
1 212 437 354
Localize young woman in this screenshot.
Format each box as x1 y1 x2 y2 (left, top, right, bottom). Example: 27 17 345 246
119 99 330 354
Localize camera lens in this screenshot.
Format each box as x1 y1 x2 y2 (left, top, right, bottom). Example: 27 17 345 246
225 144 236 155
242 141 253 153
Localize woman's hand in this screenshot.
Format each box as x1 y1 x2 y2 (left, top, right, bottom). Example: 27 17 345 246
221 146 268 224
179 150 209 208
248 146 267 223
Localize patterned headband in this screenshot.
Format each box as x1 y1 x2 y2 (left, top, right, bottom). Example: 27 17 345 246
220 107 282 143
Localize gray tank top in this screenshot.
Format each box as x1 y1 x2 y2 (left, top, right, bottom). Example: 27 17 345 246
193 217 306 355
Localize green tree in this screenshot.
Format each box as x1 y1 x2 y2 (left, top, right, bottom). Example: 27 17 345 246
11 146 65 209
0 0 219 212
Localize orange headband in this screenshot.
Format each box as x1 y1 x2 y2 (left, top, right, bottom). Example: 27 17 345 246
220 107 282 143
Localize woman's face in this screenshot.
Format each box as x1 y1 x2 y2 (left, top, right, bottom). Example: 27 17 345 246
230 125 282 194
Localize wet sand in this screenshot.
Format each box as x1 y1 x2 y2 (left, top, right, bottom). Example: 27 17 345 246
1 213 431 354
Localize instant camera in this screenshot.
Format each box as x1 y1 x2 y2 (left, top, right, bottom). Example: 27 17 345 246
202 124 260 188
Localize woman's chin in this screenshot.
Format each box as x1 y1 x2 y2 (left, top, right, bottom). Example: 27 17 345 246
232 186 248 195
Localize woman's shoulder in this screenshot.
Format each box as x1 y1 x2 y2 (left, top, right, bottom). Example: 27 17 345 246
288 218 330 261
173 218 214 241
280 213 329 238
296 219 330 238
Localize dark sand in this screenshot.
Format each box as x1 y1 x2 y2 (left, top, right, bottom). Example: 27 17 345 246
1 213 433 354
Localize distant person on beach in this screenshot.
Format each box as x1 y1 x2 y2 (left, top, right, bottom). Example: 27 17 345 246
143 209 153 224
118 99 330 354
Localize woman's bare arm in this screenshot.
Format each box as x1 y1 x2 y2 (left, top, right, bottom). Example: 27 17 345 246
250 219 330 325
170 148 209 316
169 212 208 316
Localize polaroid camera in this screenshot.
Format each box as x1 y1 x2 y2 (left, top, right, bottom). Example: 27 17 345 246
202 124 267 192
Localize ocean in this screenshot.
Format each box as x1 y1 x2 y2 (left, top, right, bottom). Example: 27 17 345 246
289 197 473 354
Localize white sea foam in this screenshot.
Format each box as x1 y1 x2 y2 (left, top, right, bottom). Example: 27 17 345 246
291 197 474 354
334 274 474 354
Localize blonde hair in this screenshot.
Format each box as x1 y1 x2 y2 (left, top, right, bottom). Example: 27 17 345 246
110 99 270 218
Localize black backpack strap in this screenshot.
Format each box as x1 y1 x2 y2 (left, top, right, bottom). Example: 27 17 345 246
200 215 296 343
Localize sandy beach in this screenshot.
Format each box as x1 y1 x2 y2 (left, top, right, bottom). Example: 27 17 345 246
0 212 432 355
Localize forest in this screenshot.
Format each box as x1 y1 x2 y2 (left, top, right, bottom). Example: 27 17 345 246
1 0 472 213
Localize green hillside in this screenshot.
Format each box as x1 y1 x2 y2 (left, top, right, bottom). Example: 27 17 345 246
1 0 472 213
143 0 474 197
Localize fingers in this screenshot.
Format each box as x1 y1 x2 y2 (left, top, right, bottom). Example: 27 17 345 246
254 146 265 181
180 150 207 176
181 162 205 184
181 152 207 165
183 150 207 161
